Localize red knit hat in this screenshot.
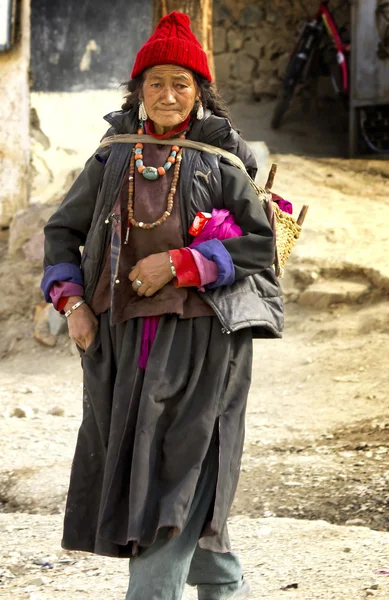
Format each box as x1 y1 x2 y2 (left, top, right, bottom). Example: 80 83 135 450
131 11 212 82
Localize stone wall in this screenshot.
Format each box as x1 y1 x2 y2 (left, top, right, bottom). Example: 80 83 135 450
213 0 350 103
0 0 30 227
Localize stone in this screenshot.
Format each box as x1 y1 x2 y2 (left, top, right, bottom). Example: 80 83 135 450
2 463 69 514
253 77 280 100
239 6 265 28
48 406 65 417
345 518 366 526
25 577 45 586
243 38 262 59
214 53 235 84
277 52 290 78
213 26 227 54
268 76 282 98
218 85 236 105
266 8 277 25
48 305 67 336
8 203 58 256
267 38 288 58
259 54 276 74
213 0 233 25
12 406 34 419
298 280 370 309
232 52 257 83
22 230 45 262
227 29 244 52
33 303 57 347
232 82 255 102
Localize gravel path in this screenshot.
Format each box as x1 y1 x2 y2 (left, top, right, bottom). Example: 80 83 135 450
2 513 389 599
1 145 389 599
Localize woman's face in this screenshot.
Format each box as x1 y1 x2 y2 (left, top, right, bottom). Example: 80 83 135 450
142 65 198 134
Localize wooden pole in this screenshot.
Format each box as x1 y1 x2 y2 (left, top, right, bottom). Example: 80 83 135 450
297 205 309 226
265 163 278 191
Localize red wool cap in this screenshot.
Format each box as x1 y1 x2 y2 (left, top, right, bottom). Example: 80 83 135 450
131 11 212 82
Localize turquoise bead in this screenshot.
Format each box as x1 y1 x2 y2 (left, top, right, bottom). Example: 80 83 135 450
164 162 172 170
142 166 159 180
136 159 143 168
135 148 142 155
171 150 177 157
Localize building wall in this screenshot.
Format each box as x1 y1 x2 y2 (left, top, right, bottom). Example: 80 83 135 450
1 0 351 223
0 0 30 227
29 0 152 206
213 0 350 103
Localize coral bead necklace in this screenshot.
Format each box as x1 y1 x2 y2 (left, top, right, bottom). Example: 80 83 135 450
124 122 188 243
134 120 189 180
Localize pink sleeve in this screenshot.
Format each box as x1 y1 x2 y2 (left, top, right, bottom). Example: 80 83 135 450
50 282 84 310
189 248 218 291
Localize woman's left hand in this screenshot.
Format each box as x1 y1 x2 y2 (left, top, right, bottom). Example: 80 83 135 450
129 252 174 297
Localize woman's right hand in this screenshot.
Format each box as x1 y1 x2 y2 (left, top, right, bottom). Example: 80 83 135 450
64 297 99 351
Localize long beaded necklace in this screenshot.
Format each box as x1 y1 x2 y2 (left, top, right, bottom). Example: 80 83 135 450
124 123 187 244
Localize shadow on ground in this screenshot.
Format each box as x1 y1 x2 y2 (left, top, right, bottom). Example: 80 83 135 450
230 95 349 158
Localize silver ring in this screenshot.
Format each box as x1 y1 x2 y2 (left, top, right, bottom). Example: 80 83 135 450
135 279 142 288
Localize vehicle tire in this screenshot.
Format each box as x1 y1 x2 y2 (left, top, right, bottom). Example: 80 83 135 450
271 24 319 130
271 93 292 129
271 52 307 129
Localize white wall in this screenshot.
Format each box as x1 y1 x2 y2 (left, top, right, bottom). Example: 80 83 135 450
30 89 123 205
0 0 30 227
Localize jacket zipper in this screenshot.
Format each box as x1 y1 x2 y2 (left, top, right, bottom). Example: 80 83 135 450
202 294 232 334
105 212 120 224
85 147 120 303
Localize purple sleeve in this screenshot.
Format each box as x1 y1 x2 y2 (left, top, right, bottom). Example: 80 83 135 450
41 263 84 303
192 239 235 289
50 282 84 310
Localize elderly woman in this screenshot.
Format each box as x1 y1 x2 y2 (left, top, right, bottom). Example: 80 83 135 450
41 12 282 600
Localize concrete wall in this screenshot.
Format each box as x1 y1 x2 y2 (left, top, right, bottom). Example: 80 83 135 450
0 0 30 227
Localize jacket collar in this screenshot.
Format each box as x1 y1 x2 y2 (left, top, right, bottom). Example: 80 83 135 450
103 107 232 145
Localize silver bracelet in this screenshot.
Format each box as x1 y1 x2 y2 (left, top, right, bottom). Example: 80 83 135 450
169 255 177 278
64 299 86 318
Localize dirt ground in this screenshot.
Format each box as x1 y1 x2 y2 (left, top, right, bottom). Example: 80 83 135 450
0 98 389 599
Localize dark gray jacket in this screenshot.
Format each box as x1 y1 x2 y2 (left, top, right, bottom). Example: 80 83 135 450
44 107 283 337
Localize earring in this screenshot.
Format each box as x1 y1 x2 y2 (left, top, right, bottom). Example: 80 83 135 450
138 100 148 121
196 102 204 120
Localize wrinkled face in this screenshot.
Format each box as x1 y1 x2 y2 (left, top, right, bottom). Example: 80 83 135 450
142 65 198 134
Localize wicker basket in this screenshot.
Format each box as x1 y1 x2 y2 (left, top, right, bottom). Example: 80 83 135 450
256 164 308 278
273 202 302 273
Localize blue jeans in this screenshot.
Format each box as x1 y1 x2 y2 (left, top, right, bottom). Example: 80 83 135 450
125 440 243 600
